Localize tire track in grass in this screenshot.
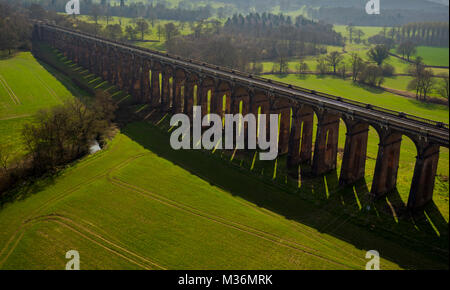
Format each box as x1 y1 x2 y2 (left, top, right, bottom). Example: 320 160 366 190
0 74 20 105
109 177 356 269
31 214 166 270
0 214 165 270
0 152 149 265
30 70 60 102
14 58 61 102
29 153 149 219
119 148 368 266
203 181 368 265
0 114 31 121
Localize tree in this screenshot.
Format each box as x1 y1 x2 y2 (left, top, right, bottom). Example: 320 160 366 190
157 25 163 41
211 20 222 35
359 65 384 87
436 74 449 100
164 23 179 42
367 45 389 66
22 99 115 172
325 51 343 74
0 143 12 172
104 24 122 40
397 41 417 61
134 18 149 41
125 25 138 41
316 57 328 75
337 63 347 79
350 53 365 82
0 2 31 55
355 29 365 43
346 24 354 44
90 5 101 35
408 65 435 101
275 43 289 74
296 60 309 74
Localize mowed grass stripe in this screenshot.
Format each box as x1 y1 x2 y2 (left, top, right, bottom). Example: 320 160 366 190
0 222 142 270
0 74 20 105
0 52 76 120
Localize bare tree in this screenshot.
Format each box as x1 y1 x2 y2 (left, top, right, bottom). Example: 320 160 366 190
325 51 344 74
0 143 12 172
355 29 365 43
408 64 435 101
350 53 365 82
134 18 149 41
316 56 328 75
346 24 354 44
397 41 417 61
436 74 449 100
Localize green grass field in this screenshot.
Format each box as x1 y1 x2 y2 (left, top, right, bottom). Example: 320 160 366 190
0 46 448 270
0 124 447 270
264 74 449 122
411 46 449 67
0 52 88 158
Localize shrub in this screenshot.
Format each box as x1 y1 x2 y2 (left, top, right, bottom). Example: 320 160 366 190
382 63 395 77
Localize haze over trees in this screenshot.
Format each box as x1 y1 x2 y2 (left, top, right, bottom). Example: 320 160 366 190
24 0 214 22
307 0 449 26
223 13 343 47
166 12 342 71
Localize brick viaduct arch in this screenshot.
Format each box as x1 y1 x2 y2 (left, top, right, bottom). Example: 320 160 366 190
33 23 450 211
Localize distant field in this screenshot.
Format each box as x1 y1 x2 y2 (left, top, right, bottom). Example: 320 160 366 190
264 74 449 122
334 25 385 42
414 46 449 67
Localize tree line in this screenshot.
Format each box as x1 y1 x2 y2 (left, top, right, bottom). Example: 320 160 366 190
311 45 449 102
307 4 449 27
0 1 32 55
224 13 343 46
165 14 334 73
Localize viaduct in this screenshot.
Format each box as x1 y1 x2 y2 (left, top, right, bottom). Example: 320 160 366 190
33 23 449 210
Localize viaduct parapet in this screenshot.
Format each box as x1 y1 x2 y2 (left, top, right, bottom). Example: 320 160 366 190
33 23 450 210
